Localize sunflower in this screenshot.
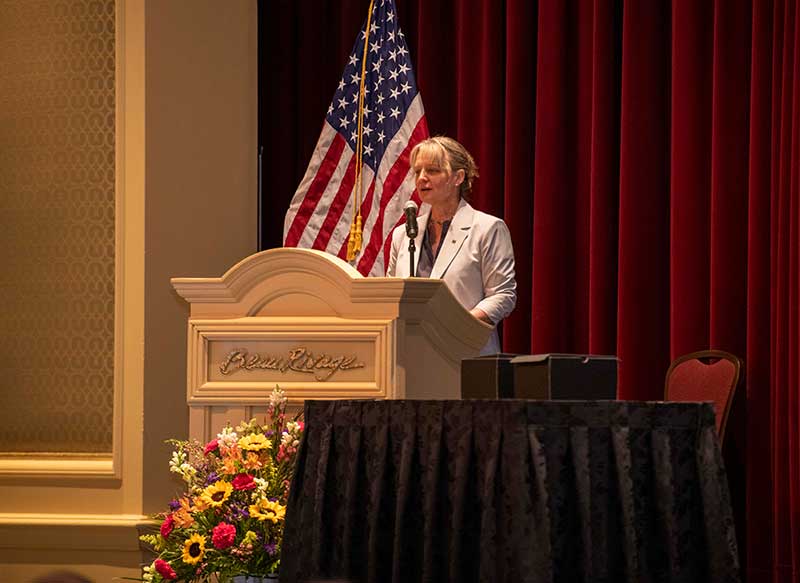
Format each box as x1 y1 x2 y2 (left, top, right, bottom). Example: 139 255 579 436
248 498 286 523
181 533 206 565
199 481 233 507
238 433 271 452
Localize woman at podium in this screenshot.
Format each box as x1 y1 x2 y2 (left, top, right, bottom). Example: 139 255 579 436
386 136 516 354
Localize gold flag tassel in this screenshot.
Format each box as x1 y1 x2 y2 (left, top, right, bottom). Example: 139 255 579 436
346 0 375 262
346 221 358 260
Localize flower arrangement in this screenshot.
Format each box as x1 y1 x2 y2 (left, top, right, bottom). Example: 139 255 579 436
138 387 303 582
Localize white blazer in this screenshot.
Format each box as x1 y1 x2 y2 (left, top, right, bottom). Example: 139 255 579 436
386 199 517 354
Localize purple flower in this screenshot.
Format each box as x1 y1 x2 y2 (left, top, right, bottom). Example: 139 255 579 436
168 499 180 511
205 471 219 485
264 543 277 556
226 500 250 520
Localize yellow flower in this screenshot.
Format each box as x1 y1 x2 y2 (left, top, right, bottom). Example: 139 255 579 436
249 498 286 523
181 533 206 565
238 433 271 452
199 481 233 507
172 507 194 528
243 451 264 471
192 494 211 512
171 499 194 528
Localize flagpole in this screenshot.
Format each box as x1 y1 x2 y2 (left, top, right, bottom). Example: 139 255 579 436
346 0 376 262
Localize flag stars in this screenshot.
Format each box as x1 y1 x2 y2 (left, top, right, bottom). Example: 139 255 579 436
370 21 379 34
389 49 397 62
351 129 359 142
389 68 399 81
372 57 383 73
390 86 400 99
377 130 386 144
340 116 350 129
363 124 373 136
370 40 381 53
397 45 408 57
327 104 333 115
364 143 374 156
400 81 411 94
338 97 348 109
338 79 346 91
389 106 400 119
363 104 372 116
398 62 410 75
387 12 395 22
348 54 359 67
376 93 385 104
376 111 386 124
350 73 361 84
387 31 396 43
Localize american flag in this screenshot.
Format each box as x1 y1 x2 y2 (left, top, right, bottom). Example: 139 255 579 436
283 0 429 277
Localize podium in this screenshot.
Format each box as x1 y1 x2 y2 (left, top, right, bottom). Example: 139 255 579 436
171 248 492 441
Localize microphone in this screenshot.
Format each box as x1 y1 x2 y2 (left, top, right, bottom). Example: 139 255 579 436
403 200 419 239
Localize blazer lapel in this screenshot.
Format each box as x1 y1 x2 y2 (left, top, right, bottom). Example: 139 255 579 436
430 200 473 279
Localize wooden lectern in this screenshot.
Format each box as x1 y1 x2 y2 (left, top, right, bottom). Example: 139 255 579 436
171 248 491 441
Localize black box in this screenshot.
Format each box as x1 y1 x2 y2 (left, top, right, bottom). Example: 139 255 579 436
511 354 618 400
460 353 520 399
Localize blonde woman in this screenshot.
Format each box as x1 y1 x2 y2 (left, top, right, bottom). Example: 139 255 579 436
387 136 517 354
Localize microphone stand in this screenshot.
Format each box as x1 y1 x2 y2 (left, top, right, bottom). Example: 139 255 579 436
408 237 416 277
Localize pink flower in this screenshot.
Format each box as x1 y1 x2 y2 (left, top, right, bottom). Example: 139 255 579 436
160 514 175 538
212 522 237 550
232 473 257 491
154 559 177 580
204 439 219 455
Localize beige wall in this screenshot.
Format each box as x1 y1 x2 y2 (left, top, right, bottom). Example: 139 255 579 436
0 1 258 580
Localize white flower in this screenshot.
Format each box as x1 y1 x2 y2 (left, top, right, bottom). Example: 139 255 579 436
217 426 238 448
143 562 155 583
269 386 287 408
168 449 197 483
253 477 269 496
281 432 293 447
169 450 187 474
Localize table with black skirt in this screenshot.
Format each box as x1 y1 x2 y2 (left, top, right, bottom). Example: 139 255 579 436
279 400 740 583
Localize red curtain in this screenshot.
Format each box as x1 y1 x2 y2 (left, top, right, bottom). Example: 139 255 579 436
259 0 800 579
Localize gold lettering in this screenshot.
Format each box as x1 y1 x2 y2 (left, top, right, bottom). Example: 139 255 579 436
218 347 365 381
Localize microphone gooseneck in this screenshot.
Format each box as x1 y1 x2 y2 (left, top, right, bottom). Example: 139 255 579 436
403 200 419 277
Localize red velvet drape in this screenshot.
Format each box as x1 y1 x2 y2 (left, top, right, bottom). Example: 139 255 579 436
260 1 800 580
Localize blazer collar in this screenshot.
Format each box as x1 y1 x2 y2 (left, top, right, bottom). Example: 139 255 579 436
430 198 473 279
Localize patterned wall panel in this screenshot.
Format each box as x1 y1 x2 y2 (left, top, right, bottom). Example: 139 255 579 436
0 0 115 453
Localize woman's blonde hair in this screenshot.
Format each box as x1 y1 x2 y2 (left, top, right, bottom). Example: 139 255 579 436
410 136 479 199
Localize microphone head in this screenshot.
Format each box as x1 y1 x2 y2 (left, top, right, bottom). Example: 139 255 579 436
403 200 419 238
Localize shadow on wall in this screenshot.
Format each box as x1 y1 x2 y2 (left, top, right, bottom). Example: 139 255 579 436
31 572 93 583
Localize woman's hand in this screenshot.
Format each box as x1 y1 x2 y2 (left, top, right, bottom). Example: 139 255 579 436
470 307 493 325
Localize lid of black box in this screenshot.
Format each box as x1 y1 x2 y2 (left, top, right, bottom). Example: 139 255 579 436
510 353 619 364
